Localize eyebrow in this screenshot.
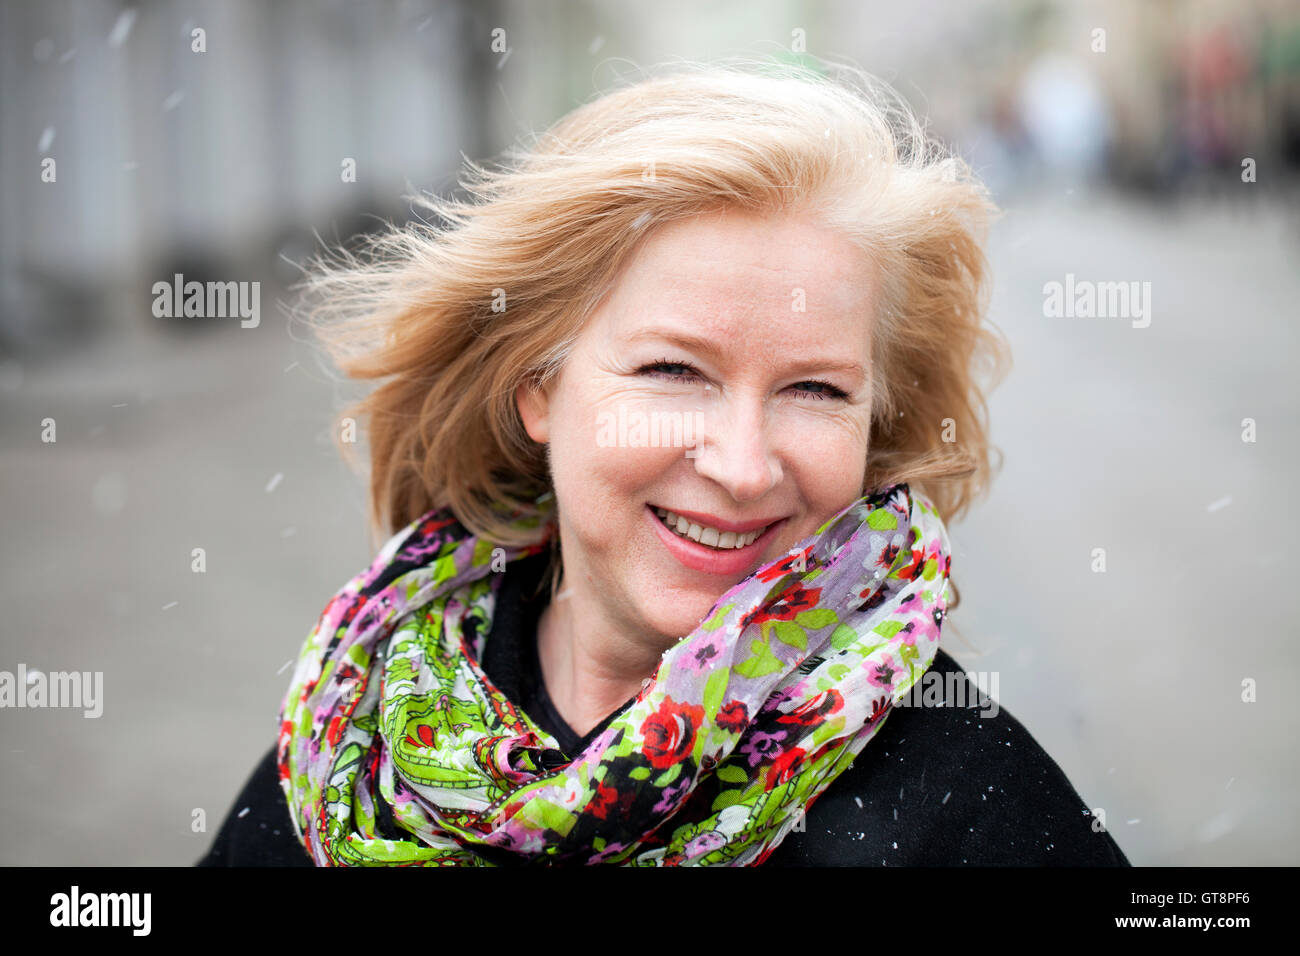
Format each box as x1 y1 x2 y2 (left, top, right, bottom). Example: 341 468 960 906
624 328 868 382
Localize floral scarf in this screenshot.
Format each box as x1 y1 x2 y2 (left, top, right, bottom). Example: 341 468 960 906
277 481 952 866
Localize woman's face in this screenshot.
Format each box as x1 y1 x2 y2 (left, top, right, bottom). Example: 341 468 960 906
517 206 879 646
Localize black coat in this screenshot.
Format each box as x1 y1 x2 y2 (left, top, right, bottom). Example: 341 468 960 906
198 553 1130 867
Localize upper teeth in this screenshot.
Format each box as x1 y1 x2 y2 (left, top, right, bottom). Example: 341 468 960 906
655 508 768 549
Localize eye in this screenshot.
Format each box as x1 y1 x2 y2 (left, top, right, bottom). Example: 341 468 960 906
790 380 850 401
636 359 703 384
634 359 850 401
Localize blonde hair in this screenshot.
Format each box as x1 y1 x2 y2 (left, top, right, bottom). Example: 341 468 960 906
294 57 1010 607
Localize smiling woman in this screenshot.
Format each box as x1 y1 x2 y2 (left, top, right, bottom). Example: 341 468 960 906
199 58 1130 867
514 206 886 734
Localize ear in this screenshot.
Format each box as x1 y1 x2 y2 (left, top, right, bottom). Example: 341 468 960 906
515 380 550 444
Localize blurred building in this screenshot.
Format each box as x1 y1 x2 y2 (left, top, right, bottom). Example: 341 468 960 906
1 0 508 352
3 0 1297 356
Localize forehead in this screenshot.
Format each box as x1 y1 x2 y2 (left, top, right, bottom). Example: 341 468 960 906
595 206 876 345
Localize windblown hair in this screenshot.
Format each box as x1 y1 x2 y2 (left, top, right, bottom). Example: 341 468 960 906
294 57 1010 607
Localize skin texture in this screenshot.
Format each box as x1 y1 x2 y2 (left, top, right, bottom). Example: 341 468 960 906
515 205 880 738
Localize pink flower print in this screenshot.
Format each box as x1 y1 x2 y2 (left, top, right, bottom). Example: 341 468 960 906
911 604 942 644
738 728 788 767
866 654 901 691
491 821 549 856
685 830 727 858
681 634 724 674
651 776 692 815
589 839 631 864
892 594 922 646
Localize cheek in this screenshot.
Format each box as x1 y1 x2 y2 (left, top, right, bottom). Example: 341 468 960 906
563 382 699 477
778 408 869 463
546 387 685 524
777 414 870 499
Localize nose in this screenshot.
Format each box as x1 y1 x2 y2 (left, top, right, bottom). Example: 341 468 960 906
688 391 782 502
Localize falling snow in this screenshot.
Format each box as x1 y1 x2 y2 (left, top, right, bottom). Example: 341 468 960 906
107 8 137 47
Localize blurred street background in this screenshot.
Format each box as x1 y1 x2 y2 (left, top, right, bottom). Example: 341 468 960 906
2 0 1298 866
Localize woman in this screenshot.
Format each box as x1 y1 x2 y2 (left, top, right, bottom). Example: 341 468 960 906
199 60 1129 866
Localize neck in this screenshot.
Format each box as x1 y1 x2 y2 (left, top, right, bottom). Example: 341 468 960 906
535 578 664 740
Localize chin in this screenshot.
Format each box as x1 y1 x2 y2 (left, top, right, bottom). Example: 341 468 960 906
643 587 729 640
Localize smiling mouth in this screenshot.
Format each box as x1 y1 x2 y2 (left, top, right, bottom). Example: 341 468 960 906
652 507 772 551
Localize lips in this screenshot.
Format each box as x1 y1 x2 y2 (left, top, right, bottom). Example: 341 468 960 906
653 507 770 550
645 504 787 576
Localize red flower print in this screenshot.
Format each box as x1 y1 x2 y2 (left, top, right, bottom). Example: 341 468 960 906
776 689 844 728
756 546 815 583
765 746 807 791
340 599 363 626
588 778 637 821
739 583 822 630
326 714 347 747
640 696 706 770
895 546 925 581
336 662 362 683
856 585 888 612
716 700 749 734
417 516 455 537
